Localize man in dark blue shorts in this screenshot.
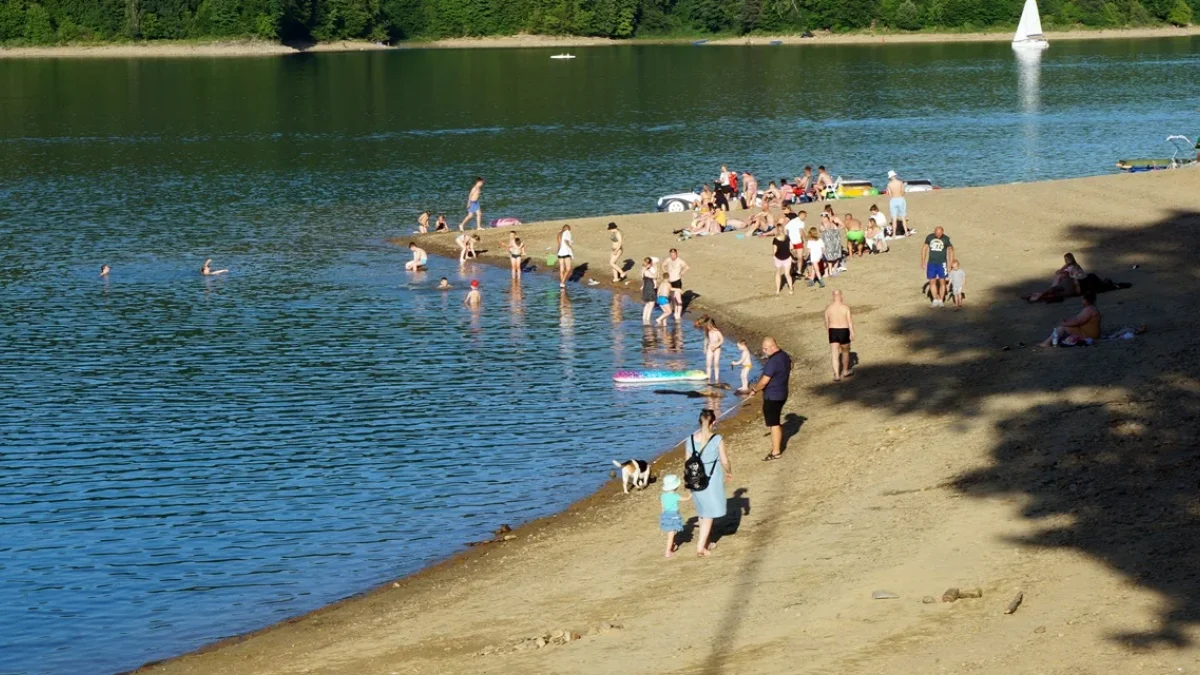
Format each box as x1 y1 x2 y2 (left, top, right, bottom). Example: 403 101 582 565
747 336 791 461
921 226 954 308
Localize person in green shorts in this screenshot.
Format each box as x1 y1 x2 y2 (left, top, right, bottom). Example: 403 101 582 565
845 213 867 257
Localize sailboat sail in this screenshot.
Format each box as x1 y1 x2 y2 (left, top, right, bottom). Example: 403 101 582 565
1014 0 1045 42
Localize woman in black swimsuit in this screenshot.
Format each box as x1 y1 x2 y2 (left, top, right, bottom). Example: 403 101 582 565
640 257 657 325
771 224 795 295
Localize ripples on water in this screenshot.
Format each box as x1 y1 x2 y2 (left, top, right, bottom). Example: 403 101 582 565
1 38 1197 674
0 248 717 674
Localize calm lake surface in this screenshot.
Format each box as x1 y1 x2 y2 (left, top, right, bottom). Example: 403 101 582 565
1 38 1198 675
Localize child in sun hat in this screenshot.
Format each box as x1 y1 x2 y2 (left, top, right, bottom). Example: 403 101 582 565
660 474 690 558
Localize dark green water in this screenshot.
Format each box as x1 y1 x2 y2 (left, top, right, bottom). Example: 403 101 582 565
0 39 1197 675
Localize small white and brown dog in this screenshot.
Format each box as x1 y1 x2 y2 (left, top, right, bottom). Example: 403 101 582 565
612 459 650 494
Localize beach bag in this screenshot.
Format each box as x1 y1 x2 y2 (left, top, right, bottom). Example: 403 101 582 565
683 435 718 491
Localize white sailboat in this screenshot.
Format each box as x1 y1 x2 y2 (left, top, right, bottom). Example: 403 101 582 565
1012 0 1049 50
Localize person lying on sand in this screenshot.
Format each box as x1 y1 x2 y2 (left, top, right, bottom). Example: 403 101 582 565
1038 292 1101 347
201 259 228 276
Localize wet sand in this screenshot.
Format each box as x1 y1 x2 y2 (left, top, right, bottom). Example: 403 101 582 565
139 168 1200 674
5 26 1198 59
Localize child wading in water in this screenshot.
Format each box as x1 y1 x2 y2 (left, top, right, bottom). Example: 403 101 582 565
660 474 690 558
655 272 674 326
730 339 753 393
508 236 526 279
695 315 724 385
949 259 966 310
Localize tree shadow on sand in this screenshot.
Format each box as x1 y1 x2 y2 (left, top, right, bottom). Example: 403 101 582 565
807 209 1200 650
694 210 1200 674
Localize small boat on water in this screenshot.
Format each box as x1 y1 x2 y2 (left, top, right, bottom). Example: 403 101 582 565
1116 135 1198 172
550 54 575 60
1012 0 1049 51
691 39 708 46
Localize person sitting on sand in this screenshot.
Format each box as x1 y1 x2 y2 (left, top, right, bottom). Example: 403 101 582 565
201 259 227 276
815 166 834 200
798 165 815 201
730 339 754 393
1026 253 1088 303
434 214 449 232
405 243 428 271
437 277 451 289
762 182 781 210
417 210 430 234
463 279 482 307
1038 292 1101 347
747 208 773 236
865 209 889 253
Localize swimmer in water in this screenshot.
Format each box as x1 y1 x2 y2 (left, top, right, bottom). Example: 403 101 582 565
508 236 526 279
463 279 482 307
100 265 110 278
201 259 228 276
437 277 451 289
730 339 753 393
405 243 428 271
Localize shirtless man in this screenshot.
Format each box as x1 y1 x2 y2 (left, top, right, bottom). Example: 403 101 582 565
459 177 485 231
463 279 482 307
201 259 227 276
844 213 866 257
1039 292 1102 347
824 290 855 382
405 243 428 271
815 166 834 200
886 170 907 236
741 171 758 210
663 249 689 321
417 211 430 234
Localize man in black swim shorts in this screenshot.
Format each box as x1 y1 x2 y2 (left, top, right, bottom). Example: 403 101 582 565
747 336 791 461
823 290 855 382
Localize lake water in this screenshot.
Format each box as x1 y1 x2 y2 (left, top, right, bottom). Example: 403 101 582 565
1 38 1198 675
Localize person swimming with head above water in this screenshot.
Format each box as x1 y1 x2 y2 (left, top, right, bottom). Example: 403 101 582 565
437 277 451 289
201 259 228 276
100 264 110 278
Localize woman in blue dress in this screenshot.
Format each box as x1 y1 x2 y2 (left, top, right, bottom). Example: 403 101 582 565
686 409 732 557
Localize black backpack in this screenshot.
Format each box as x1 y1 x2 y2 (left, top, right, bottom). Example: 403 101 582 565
683 435 719 491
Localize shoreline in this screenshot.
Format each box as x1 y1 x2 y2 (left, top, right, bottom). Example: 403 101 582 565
3 25 1198 59
133 244 768 673
136 169 1200 674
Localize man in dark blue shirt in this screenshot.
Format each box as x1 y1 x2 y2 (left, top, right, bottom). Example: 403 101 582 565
747 336 791 461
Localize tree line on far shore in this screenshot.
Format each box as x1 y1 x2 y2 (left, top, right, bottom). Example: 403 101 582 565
0 0 1194 46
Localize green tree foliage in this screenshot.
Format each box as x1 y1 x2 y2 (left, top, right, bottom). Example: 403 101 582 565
0 0 1193 45
1166 0 1192 22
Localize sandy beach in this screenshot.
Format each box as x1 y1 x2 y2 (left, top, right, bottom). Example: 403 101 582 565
4 26 1199 59
137 168 1200 674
